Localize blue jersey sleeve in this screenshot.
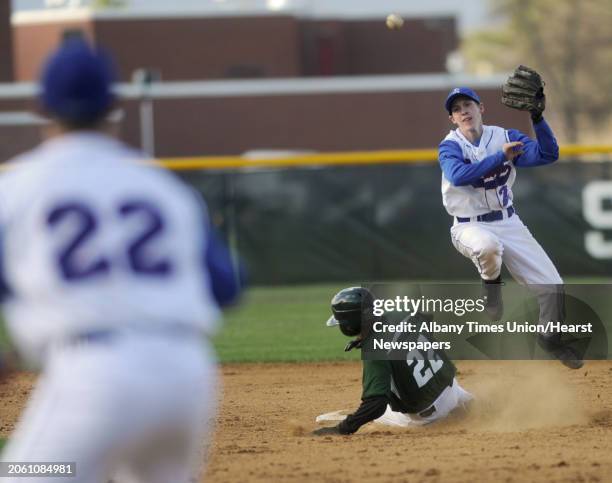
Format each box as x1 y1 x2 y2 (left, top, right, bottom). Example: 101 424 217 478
190 186 243 307
508 118 559 167
438 140 506 186
203 224 244 307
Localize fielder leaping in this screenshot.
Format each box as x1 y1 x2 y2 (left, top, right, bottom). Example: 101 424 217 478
438 66 583 369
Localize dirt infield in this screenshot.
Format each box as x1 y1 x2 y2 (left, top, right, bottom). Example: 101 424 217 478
1 361 611 482
208 361 612 483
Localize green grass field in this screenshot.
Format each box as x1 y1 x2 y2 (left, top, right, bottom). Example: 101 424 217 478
214 283 360 363
214 279 612 363
2 279 611 364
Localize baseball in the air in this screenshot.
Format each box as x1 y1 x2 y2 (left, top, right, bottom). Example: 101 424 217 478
386 13 404 30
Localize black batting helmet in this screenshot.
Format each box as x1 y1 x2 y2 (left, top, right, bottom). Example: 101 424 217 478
325 287 375 337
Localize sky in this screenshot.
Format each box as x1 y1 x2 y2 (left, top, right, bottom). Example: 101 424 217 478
12 0 493 35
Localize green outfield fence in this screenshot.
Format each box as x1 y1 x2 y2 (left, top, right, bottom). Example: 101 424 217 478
152 146 612 285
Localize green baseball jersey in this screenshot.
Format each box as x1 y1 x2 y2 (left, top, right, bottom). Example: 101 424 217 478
361 337 456 413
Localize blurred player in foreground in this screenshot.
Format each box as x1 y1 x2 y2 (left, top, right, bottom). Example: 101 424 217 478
0 39 240 482
438 66 583 369
313 287 473 435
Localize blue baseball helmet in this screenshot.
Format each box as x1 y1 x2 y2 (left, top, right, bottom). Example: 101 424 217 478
444 87 481 114
39 38 116 125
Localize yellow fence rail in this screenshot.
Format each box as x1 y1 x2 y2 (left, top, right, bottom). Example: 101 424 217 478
2 145 610 172
159 145 612 171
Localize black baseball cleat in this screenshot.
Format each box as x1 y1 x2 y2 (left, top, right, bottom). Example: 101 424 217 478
537 334 584 370
550 345 584 370
482 277 504 321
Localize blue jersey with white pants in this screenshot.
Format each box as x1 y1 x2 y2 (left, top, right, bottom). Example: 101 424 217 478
440 83 581 368
438 118 562 285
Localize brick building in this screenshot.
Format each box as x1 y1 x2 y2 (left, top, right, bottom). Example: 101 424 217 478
0 7 528 159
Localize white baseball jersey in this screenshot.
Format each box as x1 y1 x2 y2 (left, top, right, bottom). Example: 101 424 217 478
441 125 515 217
439 120 563 285
0 132 220 363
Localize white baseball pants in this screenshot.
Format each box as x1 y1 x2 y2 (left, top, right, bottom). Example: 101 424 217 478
375 378 473 427
1 333 217 483
450 213 562 284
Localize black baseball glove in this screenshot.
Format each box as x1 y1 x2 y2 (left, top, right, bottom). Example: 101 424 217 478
501 65 546 122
